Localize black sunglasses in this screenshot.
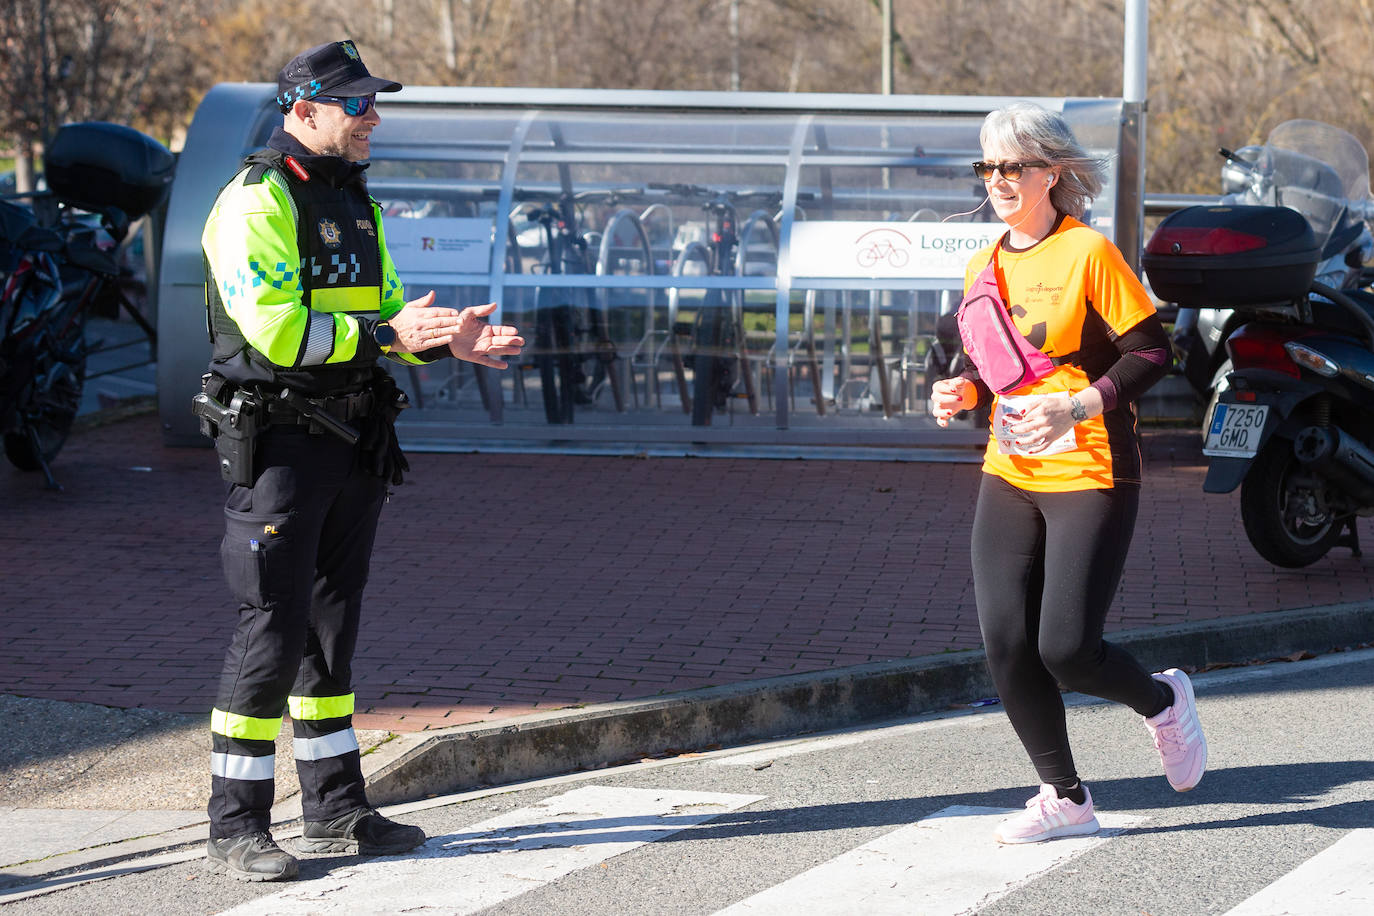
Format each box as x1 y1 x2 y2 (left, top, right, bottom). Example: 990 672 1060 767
312 94 376 116
972 160 1050 181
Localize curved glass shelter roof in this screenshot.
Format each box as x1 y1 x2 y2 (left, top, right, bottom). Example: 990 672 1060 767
159 86 1142 456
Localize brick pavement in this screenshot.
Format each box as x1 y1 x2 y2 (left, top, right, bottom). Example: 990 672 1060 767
2 411 1372 733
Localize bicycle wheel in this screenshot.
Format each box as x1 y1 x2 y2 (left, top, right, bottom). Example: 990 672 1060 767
534 294 578 425
691 287 730 426
4 323 86 472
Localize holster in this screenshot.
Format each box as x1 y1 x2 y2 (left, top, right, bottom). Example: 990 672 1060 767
358 371 410 485
192 374 262 486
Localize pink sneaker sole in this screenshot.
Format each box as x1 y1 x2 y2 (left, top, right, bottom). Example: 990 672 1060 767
995 815 1101 845
994 784 1101 845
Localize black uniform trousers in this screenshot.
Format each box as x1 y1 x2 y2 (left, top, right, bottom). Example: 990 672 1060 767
209 424 387 838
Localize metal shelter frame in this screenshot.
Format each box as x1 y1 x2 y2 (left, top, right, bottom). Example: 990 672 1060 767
158 87 1144 456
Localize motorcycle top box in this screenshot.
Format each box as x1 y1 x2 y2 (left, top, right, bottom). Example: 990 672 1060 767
1143 205 1318 307
43 121 175 220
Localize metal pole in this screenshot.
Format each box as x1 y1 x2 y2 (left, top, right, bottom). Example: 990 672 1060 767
880 0 894 197
1122 0 1149 273
1123 0 1148 103
730 0 740 91
881 0 893 95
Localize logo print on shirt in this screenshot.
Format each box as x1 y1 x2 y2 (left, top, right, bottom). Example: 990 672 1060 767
317 218 343 249
1008 304 1049 351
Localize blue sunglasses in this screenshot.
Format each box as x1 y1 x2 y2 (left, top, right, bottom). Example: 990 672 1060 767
312 94 376 116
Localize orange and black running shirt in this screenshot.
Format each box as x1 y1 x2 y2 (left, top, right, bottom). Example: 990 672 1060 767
961 214 1163 492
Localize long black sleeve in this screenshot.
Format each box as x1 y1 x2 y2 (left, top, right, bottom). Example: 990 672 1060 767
1088 313 1172 411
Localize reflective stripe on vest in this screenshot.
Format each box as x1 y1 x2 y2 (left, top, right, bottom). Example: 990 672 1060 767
301 309 337 366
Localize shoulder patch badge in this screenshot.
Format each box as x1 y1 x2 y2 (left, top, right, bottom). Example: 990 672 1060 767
317 218 343 249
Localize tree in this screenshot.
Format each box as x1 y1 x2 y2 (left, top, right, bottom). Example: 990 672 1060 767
0 0 213 190
9 0 1374 203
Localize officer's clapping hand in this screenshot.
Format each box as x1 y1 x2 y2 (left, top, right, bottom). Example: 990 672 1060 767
446 301 525 369
386 290 469 354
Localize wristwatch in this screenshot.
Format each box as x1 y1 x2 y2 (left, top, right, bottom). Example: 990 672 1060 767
373 320 396 354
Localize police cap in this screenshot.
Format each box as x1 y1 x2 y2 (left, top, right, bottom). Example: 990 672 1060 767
275 39 402 113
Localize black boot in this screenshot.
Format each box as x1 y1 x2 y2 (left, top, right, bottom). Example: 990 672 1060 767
297 808 426 855
206 832 299 881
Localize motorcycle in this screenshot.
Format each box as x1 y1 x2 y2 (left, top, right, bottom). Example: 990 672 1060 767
1144 119 1374 567
1169 123 1374 434
0 122 173 489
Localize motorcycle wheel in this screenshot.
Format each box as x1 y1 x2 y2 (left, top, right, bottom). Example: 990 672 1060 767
3 340 86 473
1239 437 1342 568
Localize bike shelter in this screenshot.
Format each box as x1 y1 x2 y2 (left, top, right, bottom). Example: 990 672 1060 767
159 87 1143 455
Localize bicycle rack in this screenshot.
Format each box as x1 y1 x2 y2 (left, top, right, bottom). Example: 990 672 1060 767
662 241 712 414
594 208 653 411
638 203 674 255
504 219 528 409
831 291 905 419
735 209 778 411
868 290 897 418
790 289 827 416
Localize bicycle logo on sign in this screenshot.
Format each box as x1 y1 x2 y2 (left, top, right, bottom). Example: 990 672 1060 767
854 228 911 269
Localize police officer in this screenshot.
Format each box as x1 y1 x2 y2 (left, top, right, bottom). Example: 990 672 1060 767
199 39 523 881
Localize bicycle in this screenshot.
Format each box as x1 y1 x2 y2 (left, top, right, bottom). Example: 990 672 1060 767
652 184 780 426
520 191 628 424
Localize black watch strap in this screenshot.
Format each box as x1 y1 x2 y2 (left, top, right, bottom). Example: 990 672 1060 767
372 320 396 353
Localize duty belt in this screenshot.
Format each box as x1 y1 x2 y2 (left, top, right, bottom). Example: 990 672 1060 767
265 389 375 426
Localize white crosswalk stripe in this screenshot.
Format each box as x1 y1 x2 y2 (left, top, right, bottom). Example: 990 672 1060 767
216 785 763 916
1221 827 1374 916
209 783 1374 916
712 805 1146 915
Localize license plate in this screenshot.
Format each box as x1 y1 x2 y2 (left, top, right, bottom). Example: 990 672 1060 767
1203 402 1269 457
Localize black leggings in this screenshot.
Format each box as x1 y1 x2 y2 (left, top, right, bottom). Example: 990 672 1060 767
971 473 1171 789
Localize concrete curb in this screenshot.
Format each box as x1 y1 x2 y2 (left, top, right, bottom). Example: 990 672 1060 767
365 601 1374 806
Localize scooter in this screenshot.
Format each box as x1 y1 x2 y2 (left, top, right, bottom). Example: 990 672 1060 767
1144 120 1374 567
0 122 172 489
1169 123 1374 435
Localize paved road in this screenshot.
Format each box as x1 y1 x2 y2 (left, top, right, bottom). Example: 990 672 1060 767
6 649 1370 915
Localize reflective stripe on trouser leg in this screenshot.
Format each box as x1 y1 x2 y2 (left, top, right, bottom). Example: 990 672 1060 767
290 693 368 823
208 709 283 838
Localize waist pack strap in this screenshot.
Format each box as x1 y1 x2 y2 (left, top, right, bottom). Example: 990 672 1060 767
1050 351 1079 367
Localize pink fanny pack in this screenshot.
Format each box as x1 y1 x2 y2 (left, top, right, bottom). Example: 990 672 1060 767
956 253 1057 394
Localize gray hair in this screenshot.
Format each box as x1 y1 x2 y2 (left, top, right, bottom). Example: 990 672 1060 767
980 102 1104 219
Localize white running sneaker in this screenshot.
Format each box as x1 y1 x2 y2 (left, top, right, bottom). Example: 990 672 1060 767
994 784 1100 845
1145 668 1208 791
